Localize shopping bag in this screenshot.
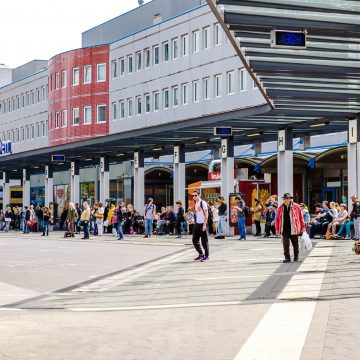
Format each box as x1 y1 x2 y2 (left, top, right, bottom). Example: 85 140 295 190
112 227 117 237
302 232 313 251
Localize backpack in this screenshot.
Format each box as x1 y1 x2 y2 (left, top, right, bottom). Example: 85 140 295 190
199 201 212 221
240 200 250 217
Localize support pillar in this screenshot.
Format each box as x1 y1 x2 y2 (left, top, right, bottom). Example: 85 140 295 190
221 137 235 236
254 143 262 156
99 156 110 204
1 172 10 210
22 169 31 206
71 161 80 204
45 164 54 206
134 151 145 213
173 145 186 207
277 129 293 203
347 118 360 210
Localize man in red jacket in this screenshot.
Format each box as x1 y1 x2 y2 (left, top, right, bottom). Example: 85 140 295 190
276 193 306 263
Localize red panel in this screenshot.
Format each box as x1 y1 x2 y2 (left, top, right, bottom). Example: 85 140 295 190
48 45 110 146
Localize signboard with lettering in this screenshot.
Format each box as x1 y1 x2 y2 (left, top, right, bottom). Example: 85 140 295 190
0 141 12 155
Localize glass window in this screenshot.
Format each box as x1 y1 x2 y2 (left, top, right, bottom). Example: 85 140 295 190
55 112 60 128
173 86 179 107
128 99 133 117
97 63 106 82
203 26 210 49
31 125 35 139
120 58 125 76
227 71 235 95
163 89 169 109
111 60 117 78
215 74 222 97
193 81 200 103
193 30 200 53
31 91 35 105
73 68 79 85
120 101 125 119
36 89 40 103
145 94 151 113
16 129 20 142
240 69 246 91
163 42 169 62
42 122 46 136
55 73 60 89
128 55 133 74
172 38 178 59
72 108 79 126
61 109 67 127
112 102 117 120
84 65 92 84
22 128 25 141
153 46 159 65
203 77 210 100
145 49 151 68
136 52 142 71
214 23 221 46
136 96 142 115
97 105 106 123
154 91 159 111
84 106 92 124
41 87 45 101
62 70 67 88
182 83 189 105
182 34 189 57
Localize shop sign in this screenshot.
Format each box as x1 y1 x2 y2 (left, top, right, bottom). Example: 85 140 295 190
0 141 12 155
208 172 222 181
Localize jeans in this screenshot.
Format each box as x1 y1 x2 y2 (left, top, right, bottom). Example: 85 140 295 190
93 222 98 235
145 218 153 236
5 221 11 232
42 220 49 235
238 216 246 239
23 219 30 233
354 218 360 240
337 221 353 237
117 221 124 239
217 215 226 236
83 222 90 239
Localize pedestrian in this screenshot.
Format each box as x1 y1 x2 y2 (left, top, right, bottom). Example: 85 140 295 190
95 202 105 236
351 201 360 242
75 203 82 234
251 198 263 236
175 200 185 238
215 195 227 239
192 190 209 262
234 195 247 240
66 202 78 235
185 207 195 235
42 206 51 236
80 201 91 239
4 207 13 232
23 206 31 234
275 193 306 263
144 198 156 238
264 205 276 237
212 203 219 236
115 202 125 240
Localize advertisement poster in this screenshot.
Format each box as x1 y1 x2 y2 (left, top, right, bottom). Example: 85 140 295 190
54 185 70 216
80 182 95 205
229 193 244 226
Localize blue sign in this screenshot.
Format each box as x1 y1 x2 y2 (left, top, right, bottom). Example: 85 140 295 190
271 30 306 48
0 141 12 155
214 127 232 136
52 154 65 162
308 158 315 170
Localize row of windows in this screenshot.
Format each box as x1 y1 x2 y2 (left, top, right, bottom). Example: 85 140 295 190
49 105 107 129
1 121 48 144
49 63 107 91
0 85 48 115
111 69 255 119
111 23 224 78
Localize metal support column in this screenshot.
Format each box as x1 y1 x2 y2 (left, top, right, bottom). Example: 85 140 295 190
1 172 10 209
71 160 80 204
99 156 110 204
221 137 235 236
134 151 145 213
173 144 186 207
277 129 293 203
22 169 31 207
348 118 360 209
45 164 54 207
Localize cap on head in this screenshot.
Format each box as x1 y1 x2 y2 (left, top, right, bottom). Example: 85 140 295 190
282 193 293 199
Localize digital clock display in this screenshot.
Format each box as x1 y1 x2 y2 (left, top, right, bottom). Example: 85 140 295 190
271 30 306 49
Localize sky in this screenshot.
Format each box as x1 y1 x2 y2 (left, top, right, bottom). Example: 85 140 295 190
0 0 150 69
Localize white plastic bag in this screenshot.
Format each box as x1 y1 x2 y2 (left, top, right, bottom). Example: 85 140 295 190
302 232 313 251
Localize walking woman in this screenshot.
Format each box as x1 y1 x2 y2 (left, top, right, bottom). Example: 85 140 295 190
95 202 105 236
4 207 13 232
80 201 91 239
66 202 78 235
251 198 263 236
42 206 51 236
176 200 185 238
215 196 227 239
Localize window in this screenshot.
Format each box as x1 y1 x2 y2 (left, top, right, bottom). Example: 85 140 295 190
31 125 35 139
153 46 159 65
136 52 142 71
163 89 169 109
73 68 79 85
21 128 25 142
145 94 151 113
214 23 221 46
227 71 235 95
193 80 200 103
112 102 117 120
215 74 222 97
73 108 79 126
172 38 179 59
154 91 159 111
42 122 46 136
84 106 92 124
172 86 179 107
21 94 25 107
120 58 125 76
128 55 133 74
182 34 189 57
55 112 60 128
36 124 40 138
62 70 67 88
128 99 133 117
36 89 40 103
41 87 45 101
97 105 106 123
240 69 246 91
16 129 20 142
84 65 92 84
203 77 210 100
61 109 67 127
120 101 125 119
136 96 142 115
111 60 117 78
97 63 106 82
203 26 210 49
31 91 35 105
182 83 189 105
55 73 60 89
145 49 151 68
163 42 169 62
26 92 30 106
193 30 200 53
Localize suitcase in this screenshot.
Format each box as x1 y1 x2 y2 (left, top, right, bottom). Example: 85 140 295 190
64 231 75 238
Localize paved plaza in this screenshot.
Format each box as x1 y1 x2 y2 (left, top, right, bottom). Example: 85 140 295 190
0 231 359 359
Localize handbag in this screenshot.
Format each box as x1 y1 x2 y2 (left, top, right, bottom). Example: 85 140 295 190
325 229 332 240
